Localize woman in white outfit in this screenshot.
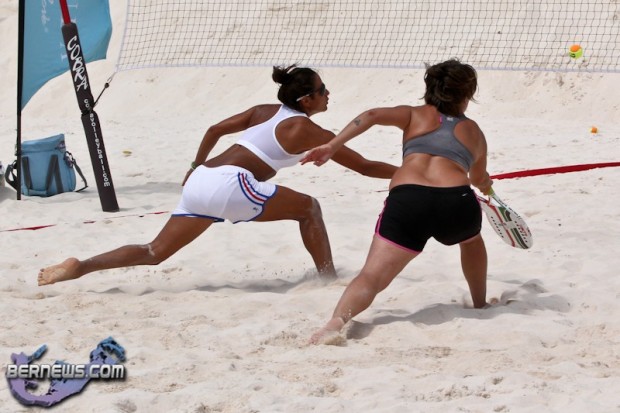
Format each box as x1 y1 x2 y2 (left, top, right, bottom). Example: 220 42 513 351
38 65 397 286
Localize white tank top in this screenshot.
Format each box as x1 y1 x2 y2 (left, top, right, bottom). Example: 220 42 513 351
236 105 307 171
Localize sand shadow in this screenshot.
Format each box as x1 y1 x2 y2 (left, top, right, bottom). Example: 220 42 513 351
346 278 570 340
91 271 332 296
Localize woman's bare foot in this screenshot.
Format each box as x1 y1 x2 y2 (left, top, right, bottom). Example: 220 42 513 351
309 317 346 345
38 258 81 286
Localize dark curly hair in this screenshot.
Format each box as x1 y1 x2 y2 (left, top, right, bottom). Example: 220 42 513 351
423 59 478 117
272 64 319 112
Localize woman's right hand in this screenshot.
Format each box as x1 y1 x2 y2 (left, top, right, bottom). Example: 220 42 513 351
300 143 336 166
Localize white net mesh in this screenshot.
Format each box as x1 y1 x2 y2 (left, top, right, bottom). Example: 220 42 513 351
116 0 620 73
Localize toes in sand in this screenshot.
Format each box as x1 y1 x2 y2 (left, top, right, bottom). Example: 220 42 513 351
309 317 347 346
310 328 347 346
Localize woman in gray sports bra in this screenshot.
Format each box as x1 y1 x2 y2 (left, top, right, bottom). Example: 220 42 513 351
304 59 495 344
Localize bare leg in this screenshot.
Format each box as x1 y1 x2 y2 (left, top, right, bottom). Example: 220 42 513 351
257 186 336 279
310 236 418 344
38 216 214 286
459 234 488 308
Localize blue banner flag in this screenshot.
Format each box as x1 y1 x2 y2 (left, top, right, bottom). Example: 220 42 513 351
21 0 112 110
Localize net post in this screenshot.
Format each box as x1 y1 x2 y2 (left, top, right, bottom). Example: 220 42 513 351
59 0 71 25
15 0 26 200
59 0 119 212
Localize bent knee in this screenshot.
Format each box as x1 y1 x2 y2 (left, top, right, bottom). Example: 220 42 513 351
309 196 322 214
460 233 483 245
296 196 323 221
306 197 325 222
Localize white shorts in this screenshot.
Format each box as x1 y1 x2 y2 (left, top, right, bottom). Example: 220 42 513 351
172 165 277 223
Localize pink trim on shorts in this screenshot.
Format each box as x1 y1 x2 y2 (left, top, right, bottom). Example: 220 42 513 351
374 233 422 254
374 199 387 233
374 200 422 254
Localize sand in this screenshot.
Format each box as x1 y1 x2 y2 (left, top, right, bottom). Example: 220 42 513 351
1 1 619 412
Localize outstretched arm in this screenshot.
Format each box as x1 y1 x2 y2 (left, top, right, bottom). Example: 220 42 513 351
183 106 260 184
331 145 397 179
301 106 412 166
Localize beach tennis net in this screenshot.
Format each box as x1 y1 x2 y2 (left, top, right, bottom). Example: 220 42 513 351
116 0 619 73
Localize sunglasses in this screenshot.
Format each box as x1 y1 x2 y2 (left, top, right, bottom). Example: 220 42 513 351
296 83 326 102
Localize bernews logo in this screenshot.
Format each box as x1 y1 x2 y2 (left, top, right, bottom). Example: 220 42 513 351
5 337 126 408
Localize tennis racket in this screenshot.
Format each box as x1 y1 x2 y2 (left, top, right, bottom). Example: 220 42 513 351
477 189 533 249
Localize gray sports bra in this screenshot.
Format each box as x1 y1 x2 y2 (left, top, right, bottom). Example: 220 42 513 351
402 113 474 171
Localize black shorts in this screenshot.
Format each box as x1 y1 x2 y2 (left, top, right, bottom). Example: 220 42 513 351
375 184 482 252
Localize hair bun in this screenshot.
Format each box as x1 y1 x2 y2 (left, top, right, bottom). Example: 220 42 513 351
272 65 298 84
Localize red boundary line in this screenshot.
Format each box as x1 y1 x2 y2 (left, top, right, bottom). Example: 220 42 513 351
491 162 620 180
2 162 619 233
1 211 169 233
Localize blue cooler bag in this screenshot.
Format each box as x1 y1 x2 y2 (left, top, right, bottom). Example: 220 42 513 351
5 134 87 197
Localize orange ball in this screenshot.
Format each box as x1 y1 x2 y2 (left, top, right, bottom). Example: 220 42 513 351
590 126 598 134
569 44 583 59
